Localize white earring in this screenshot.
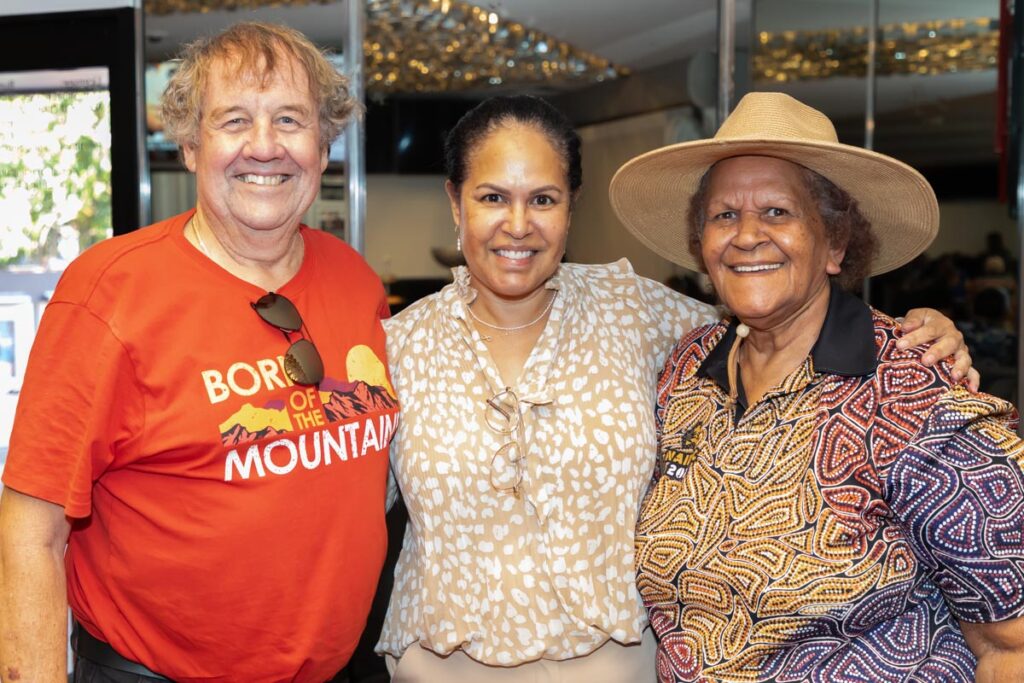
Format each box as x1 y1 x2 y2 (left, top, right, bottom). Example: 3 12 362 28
456 226 462 252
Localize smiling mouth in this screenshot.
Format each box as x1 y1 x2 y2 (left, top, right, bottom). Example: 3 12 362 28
495 249 535 260
237 174 290 186
731 263 782 273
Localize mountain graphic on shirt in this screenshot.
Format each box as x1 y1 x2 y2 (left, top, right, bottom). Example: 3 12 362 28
218 400 292 446
318 377 399 423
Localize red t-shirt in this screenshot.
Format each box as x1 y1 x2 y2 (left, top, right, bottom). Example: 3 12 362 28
3 210 399 682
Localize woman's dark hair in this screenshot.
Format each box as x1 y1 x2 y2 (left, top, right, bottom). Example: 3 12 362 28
444 95 583 200
687 160 878 289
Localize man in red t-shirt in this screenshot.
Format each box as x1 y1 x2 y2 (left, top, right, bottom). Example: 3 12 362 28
0 23 398 682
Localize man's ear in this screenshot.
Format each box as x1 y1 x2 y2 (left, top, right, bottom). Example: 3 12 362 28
182 144 198 174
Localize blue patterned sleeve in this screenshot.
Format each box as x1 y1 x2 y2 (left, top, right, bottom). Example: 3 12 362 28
883 386 1024 623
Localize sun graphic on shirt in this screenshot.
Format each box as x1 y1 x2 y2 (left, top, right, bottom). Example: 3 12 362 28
345 345 396 398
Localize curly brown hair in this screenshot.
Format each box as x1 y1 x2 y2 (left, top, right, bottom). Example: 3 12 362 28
687 160 878 289
161 22 360 154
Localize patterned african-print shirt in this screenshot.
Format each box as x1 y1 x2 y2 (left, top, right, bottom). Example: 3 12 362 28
635 284 1024 683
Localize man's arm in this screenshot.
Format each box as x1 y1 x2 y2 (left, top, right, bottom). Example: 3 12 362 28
961 618 1024 683
0 487 71 683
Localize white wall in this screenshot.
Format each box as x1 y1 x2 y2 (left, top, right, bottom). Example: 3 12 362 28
569 106 706 283
364 174 454 279
3 0 134 15
929 200 1018 258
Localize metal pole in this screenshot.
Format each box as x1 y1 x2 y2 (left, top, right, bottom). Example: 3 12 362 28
1014 0 1024 423
133 0 151 228
862 0 879 304
1017 176 1024 426
864 0 878 151
344 0 366 255
717 0 736 127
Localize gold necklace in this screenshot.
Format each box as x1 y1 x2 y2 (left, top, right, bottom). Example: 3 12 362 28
191 218 211 258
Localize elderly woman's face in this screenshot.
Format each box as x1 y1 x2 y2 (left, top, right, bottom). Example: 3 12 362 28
446 123 571 303
182 54 327 235
700 156 845 328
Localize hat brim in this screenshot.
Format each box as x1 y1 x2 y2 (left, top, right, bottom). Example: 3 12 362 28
608 138 939 277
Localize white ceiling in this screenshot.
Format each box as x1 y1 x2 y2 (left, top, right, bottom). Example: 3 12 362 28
483 0 727 70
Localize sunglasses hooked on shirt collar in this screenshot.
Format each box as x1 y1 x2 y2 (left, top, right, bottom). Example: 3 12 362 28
251 292 325 386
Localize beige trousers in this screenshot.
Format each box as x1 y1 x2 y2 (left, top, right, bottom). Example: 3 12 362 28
386 628 656 683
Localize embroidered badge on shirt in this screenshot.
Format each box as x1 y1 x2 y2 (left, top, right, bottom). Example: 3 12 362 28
659 425 705 480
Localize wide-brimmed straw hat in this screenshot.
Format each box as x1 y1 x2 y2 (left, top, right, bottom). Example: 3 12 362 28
609 92 938 276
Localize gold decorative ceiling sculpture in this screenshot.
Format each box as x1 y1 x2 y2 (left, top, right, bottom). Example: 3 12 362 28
756 17 998 82
365 0 624 92
144 0 628 94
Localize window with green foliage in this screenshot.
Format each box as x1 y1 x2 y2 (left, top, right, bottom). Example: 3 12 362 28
0 90 112 269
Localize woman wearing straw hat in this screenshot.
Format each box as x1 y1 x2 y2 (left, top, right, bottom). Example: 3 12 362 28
613 92 1024 682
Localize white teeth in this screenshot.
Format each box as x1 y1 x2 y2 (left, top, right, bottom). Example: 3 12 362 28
733 263 782 273
238 174 286 186
497 249 533 259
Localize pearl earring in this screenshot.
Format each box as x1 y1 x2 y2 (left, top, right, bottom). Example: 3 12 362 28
455 225 462 252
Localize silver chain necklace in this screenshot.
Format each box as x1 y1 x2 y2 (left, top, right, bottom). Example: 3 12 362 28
466 292 555 341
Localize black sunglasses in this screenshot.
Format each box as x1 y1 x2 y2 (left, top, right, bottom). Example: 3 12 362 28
251 292 324 386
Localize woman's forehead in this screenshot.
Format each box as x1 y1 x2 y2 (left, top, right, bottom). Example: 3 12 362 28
480 121 556 153
467 124 565 174
707 156 812 197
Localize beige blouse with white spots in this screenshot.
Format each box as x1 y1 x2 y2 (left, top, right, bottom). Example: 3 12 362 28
377 259 717 666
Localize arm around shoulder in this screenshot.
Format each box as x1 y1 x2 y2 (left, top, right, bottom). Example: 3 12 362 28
0 487 72 683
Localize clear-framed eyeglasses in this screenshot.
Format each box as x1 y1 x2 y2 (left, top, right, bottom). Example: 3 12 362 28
485 386 525 499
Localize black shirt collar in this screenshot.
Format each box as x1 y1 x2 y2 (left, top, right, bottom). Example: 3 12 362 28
699 281 878 392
